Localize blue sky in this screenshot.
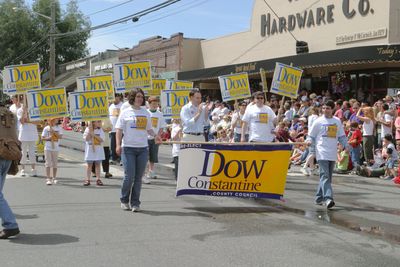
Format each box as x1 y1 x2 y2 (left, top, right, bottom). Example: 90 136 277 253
51 0 255 55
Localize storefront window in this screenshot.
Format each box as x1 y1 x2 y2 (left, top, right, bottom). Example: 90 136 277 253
389 72 400 88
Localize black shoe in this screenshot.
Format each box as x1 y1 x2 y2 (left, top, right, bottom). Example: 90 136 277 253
105 173 113 178
0 228 20 239
326 199 335 209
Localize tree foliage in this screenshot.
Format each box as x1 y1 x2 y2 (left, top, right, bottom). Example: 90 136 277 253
0 0 90 73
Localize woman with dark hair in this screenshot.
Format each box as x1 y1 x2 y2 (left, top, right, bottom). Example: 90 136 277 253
115 89 161 212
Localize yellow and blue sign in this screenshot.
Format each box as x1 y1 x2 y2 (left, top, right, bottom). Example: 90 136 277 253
166 80 194 90
147 79 166 96
69 90 108 122
161 89 190 119
218 72 251 102
26 87 68 121
113 61 152 93
3 63 41 94
177 144 292 199
271 62 303 98
77 74 115 102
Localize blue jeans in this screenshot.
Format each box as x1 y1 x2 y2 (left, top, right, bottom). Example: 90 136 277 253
350 145 361 168
316 160 335 203
234 133 249 142
120 147 148 207
0 159 18 230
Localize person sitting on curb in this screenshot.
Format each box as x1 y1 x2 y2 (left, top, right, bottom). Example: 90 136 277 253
380 134 398 181
333 143 350 174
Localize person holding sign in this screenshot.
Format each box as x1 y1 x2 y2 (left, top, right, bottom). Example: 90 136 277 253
307 100 349 209
115 89 162 212
241 92 278 143
41 118 63 185
83 121 105 186
180 89 212 142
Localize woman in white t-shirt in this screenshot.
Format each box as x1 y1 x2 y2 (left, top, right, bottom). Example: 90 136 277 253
83 121 105 186
17 106 38 177
41 118 63 185
231 101 248 142
115 89 162 212
357 107 375 165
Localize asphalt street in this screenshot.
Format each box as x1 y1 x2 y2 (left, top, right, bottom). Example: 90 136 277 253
1 131 400 267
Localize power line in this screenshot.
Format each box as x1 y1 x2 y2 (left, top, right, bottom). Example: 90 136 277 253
85 0 137 17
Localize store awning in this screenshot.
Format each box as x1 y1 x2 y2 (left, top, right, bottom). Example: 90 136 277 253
55 68 90 91
178 44 400 81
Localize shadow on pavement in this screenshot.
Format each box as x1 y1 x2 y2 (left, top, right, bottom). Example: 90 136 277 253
185 206 281 214
14 214 39 220
10 233 79 245
140 210 212 218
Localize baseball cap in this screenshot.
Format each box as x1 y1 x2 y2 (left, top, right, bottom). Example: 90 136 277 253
301 96 309 102
309 93 317 100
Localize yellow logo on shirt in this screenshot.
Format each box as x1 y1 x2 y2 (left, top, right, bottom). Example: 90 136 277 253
131 116 147 130
93 135 102 146
51 132 59 142
326 124 337 138
258 113 269 124
112 108 120 117
151 117 159 128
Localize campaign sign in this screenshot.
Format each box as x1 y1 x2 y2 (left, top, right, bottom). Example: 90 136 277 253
148 79 166 96
3 63 41 94
77 74 115 102
161 89 190 119
69 90 108 122
166 80 194 90
26 87 68 121
177 143 292 199
218 72 251 102
270 62 303 98
113 61 152 93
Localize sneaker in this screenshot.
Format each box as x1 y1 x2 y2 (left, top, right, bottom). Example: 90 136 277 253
132 206 141 212
301 167 310 176
46 179 52 185
20 169 26 177
105 173 113 178
52 179 58 184
325 199 335 209
121 202 131 210
149 171 157 179
30 169 37 177
384 175 394 180
311 168 319 176
143 177 151 184
0 228 20 239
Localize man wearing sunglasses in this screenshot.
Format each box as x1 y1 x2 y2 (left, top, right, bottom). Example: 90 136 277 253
241 91 278 143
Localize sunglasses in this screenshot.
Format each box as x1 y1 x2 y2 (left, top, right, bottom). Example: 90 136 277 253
256 97 264 100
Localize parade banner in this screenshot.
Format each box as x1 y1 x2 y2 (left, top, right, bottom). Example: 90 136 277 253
161 89 190 119
270 62 303 98
76 74 115 102
177 143 292 199
2 63 41 94
113 61 152 93
26 87 68 121
166 80 194 90
148 79 166 96
69 90 108 122
260 68 268 92
218 72 251 102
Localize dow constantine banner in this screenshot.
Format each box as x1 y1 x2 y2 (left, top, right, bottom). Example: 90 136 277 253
270 62 303 98
2 63 41 94
26 87 68 121
76 74 115 102
69 90 108 122
161 89 190 119
218 72 251 102
166 80 194 90
147 79 166 96
113 61 152 93
177 144 292 199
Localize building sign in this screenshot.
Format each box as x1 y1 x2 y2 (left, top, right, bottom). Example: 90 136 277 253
2 63 41 95
176 143 292 200
261 0 376 37
66 61 87 71
218 72 251 102
26 87 68 121
271 62 303 98
94 63 113 72
336 28 387 44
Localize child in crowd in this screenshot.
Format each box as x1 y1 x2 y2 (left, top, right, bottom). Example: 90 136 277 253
381 134 398 180
334 143 350 174
83 121 105 186
216 128 230 143
170 118 182 181
347 121 362 170
41 118 63 185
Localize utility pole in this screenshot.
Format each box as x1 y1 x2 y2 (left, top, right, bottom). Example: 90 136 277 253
49 2 56 86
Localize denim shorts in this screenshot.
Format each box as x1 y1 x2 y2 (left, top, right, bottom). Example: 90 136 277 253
86 160 102 164
386 158 398 169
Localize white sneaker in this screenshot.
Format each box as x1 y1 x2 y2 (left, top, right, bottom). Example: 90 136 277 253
121 203 131 210
46 179 52 185
20 170 26 177
312 168 319 176
148 171 157 179
52 179 58 184
301 167 310 176
142 177 151 184
132 206 141 212
30 169 37 177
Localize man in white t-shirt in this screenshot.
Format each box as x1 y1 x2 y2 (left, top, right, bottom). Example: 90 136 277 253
109 94 123 164
307 100 349 209
378 103 393 139
241 91 278 143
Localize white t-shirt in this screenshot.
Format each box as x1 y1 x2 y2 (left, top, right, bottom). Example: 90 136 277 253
17 108 38 142
148 109 166 140
381 113 393 137
308 114 319 129
309 116 346 161
83 128 105 161
115 106 152 148
120 101 131 112
109 102 123 133
232 111 247 134
362 119 375 136
242 105 276 142
41 125 63 151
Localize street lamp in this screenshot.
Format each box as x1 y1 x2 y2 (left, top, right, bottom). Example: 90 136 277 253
13 5 56 87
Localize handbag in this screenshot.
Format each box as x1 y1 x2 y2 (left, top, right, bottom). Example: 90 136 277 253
0 138 22 161
7 160 19 176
